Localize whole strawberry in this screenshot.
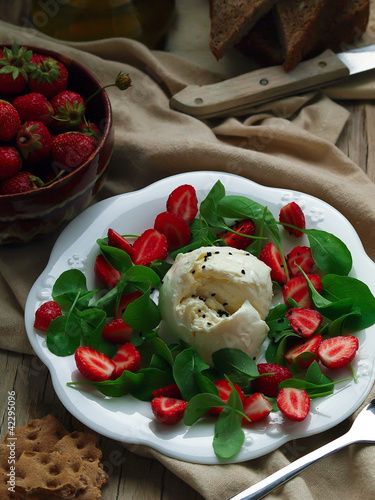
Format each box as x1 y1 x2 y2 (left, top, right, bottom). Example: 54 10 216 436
0 100 21 141
0 42 34 95
13 92 53 126
16 121 52 164
50 90 85 131
0 147 22 181
51 132 96 170
29 57 68 99
30 53 47 65
80 121 102 147
0 171 36 195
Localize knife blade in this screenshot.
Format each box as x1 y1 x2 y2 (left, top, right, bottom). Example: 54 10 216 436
170 44 375 119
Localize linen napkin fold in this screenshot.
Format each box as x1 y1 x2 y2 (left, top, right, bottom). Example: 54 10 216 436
0 18 375 500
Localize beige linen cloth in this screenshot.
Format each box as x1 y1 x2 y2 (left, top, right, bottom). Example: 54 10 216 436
1 15 375 500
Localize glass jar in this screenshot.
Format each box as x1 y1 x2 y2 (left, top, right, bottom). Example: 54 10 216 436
30 0 175 48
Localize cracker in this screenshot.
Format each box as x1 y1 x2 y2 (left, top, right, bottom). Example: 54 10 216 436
1 416 108 499
53 432 103 463
52 431 109 499
14 450 84 498
2 415 69 461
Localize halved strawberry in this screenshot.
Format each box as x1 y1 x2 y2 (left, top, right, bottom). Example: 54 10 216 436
282 274 322 309
217 219 256 250
318 335 359 370
277 387 310 421
107 228 136 260
102 319 133 344
34 300 62 331
279 202 306 237
286 308 323 339
242 393 273 423
151 396 188 425
259 242 287 284
252 363 293 397
166 184 198 222
132 228 168 266
154 211 191 250
75 346 115 382
284 334 323 369
114 290 143 319
286 246 315 277
153 383 182 399
208 379 246 415
94 254 121 288
111 342 141 379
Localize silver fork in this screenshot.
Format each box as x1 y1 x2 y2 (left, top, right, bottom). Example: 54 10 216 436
230 398 375 500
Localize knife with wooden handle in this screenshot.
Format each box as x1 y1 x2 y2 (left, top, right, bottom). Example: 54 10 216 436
170 44 375 119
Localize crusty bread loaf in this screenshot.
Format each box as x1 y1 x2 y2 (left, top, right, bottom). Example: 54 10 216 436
274 0 350 71
209 0 278 60
237 11 283 66
237 0 370 68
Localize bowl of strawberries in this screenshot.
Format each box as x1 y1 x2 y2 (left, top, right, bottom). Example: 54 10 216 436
0 42 117 244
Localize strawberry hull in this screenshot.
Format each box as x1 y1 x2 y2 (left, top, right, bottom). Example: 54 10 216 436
0 45 114 244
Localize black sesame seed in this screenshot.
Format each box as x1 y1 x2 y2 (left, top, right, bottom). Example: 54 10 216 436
253 356 256 361
297 327 302 333
202 265 206 269
198 309 201 313
277 318 284 323
223 302 228 306
191 270 195 274
241 269 245 275
246 253 250 256
203 314 206 318
229 252 232 255
207 252 212 256
211 293 216 297
207 322 212 326
215 251 220 254
297 252 300 256
231 237 236 241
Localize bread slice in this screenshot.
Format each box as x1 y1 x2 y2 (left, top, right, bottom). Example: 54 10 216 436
273 0 350 71
209 0 278 60
238 0 370 68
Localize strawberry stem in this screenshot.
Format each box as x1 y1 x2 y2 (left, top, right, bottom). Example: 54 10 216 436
85 71 131 107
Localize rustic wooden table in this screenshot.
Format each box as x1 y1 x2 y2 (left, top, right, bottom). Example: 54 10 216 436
0 99 374 500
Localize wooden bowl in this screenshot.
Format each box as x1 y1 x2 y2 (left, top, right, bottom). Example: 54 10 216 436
0 45 114 244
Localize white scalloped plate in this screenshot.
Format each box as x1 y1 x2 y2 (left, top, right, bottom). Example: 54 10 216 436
25 171 375 464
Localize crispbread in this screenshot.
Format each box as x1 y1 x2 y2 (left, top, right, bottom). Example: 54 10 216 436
53 431 103 463
14 450 84 498
0 415 108 499
2 415 69 460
